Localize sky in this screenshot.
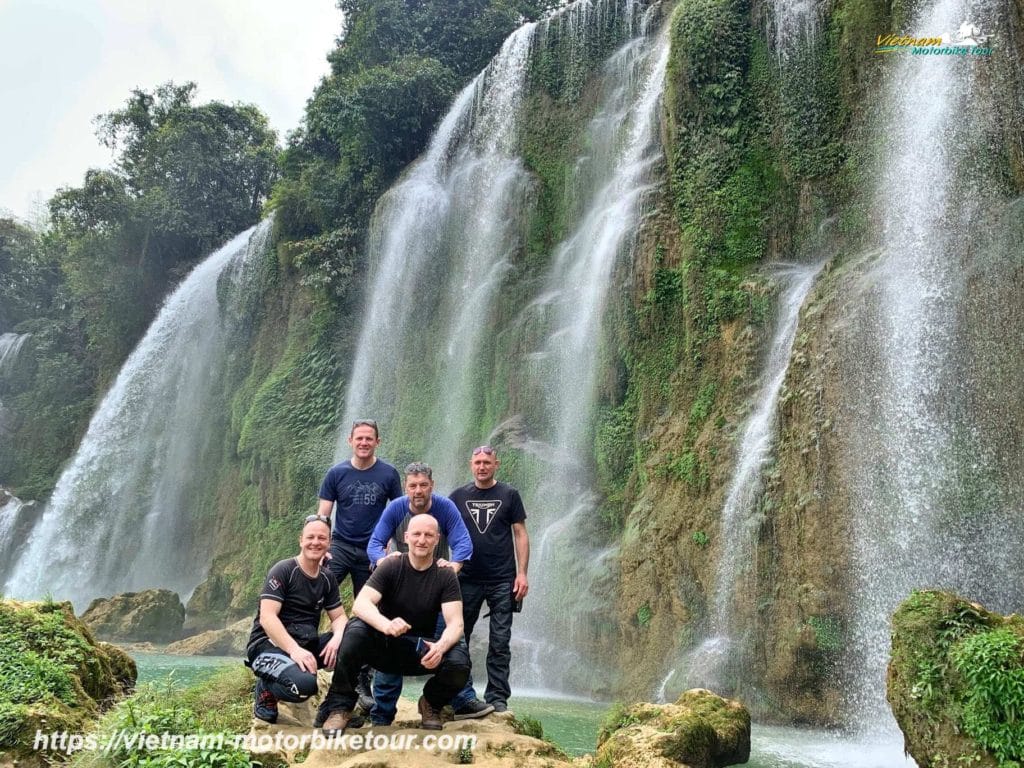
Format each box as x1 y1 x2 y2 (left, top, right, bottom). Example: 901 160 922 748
0 0 343 222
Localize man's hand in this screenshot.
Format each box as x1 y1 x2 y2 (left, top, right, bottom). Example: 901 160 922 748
513 574 529 600
437 558 462 573
383 617 412 637
420 639 444 669
320 634 343 669
290 646 318 674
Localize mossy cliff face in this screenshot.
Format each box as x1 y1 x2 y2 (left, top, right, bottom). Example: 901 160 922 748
887 590 1024 767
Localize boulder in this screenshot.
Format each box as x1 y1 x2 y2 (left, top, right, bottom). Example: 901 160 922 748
887 590 1024 767
165 618 251 656
80 588 185 643
0 599 136 765
593 689 750 768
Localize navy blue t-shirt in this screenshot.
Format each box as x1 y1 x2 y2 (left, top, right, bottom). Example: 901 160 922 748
318 459 402 547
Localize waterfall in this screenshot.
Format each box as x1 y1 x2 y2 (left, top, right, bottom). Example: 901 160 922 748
5 222 271 609
0 331 30 439
843 0 1024 731
679 263 823 693
0 490 36 582
337 20 538 484
336 0 667 695
0 332 29 370
514 5 670 694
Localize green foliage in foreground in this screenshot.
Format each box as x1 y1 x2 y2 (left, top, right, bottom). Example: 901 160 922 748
0 599 136 762
72 668 257 768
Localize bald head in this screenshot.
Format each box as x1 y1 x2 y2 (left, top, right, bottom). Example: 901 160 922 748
407 514 439 535
404 513 440 562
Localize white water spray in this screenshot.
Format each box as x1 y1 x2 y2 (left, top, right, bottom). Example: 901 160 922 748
6 222 271 608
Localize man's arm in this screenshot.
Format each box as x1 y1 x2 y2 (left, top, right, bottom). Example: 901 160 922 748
436 497 473 572
421 600 464 670
367 501 403 565
259 599 319 673
318 605 348 669
512 521 530 599
317 498 334 518
353 583 411 636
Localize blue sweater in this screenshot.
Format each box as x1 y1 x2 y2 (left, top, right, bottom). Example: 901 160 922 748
367 494 473 565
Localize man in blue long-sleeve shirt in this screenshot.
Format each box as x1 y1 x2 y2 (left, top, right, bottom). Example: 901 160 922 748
365 462 475 725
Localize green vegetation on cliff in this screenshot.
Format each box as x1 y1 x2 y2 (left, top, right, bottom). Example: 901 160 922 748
888 590 1024 767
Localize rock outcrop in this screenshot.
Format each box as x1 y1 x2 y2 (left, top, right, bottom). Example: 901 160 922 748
888 590 1024 767
0 599 136 765
592 689 750 768
80 588 185 643
165 618 251 656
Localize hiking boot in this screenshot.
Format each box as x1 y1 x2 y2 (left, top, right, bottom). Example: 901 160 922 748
355 674 375 714
322 710 353 737
253 679 278 724
418 696 443 730
315 703 365 729
491 701 508 713
453 699 495 720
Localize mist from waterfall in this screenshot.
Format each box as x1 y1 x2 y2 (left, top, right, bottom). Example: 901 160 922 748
4 222 271 609
843 0 1024 732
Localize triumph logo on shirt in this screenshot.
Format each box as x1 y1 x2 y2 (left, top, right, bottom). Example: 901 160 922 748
466 501 501 534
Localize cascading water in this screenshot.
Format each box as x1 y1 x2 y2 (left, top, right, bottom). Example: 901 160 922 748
5 222 271 609
337 23 538 483
513 6 670 694
0 332 30 434
336 0 668 696
677 263 824 695
842 0 1024 731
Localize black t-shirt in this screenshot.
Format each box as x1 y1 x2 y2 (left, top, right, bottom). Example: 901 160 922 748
246 558 342 656
365 555 461 637
449 481 527 583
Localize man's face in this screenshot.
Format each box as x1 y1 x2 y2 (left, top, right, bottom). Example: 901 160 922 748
405 472 434 513
471 452 498 485
348 425 380 461
299 521 330 560
405 517 440 558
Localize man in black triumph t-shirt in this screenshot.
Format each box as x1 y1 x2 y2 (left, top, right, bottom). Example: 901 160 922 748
448 445 529 714
319 514 470 735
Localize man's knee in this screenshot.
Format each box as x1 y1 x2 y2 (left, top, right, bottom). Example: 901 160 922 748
251 652 319 702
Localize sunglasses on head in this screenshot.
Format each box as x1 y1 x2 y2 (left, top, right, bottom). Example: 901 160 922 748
472 445 496 456
304 514 331 525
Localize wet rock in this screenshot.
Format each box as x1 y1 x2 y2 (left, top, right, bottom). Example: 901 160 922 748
80 588 185 643
165 618 250 656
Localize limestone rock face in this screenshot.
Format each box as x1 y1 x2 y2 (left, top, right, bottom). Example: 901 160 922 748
0 599 137 765
165 617 251 656
594 689 750 768
80 588 185 643
887 590 1024 768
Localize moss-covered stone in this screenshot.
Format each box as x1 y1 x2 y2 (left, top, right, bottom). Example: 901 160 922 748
0 599 135 764
887 590 1024 768
595 690 750 767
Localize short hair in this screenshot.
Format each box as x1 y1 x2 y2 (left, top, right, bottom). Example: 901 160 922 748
350 419 379 438
404 462 433 480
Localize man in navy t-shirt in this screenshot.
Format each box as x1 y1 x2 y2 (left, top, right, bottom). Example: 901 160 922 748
448 445 529 715
316 418 401 715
